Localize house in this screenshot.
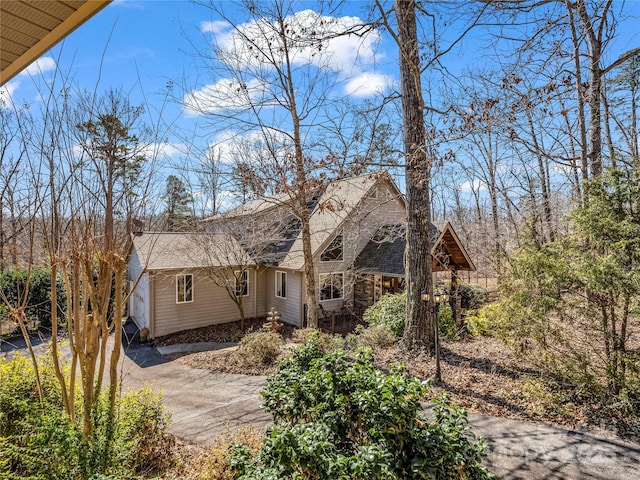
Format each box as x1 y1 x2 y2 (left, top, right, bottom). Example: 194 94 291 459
128 172 475 338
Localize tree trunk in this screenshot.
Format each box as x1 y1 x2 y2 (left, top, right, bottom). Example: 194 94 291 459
567 0 589 193
396 0 434 351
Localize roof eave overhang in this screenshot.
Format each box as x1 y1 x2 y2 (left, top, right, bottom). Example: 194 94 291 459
431 221 476 272
0 1 111 87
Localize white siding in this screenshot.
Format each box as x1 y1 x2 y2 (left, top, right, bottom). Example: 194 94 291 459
128 247 150 330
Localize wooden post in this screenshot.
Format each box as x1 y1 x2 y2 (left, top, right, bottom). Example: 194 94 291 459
451 270 462 329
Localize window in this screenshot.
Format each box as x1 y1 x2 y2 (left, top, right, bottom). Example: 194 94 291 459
176 274 193 303
320 234 343 261
235 270 249 297
275 271 287 299
369 187 378 198
319 272 343 301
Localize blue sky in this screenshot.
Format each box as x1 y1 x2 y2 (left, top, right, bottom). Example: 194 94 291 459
2 0 639 212
3 0 400 127
2 1 404 198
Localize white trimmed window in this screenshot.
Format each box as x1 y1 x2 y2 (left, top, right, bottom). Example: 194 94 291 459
235 270 249 297
319 272 344 301
320 233 343 261
275 271 287 299
176 274 193 303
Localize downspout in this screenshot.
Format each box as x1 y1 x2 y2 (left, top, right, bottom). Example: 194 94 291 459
253 267 257 318
149 273 156 339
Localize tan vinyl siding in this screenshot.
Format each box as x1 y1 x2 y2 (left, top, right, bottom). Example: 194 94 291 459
317 178 405 309
151 268 258 337
264 268 303 326
255 268 268 317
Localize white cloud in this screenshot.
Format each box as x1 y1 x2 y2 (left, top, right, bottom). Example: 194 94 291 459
343 72 394 98
0 81 20 107
0 57 57 105
21 57 57 76
213 9 381 77
182 77 268 115
141 142 186 159
458 179 486 193
186 10 385 117
201 20 230 35
204 129 292 166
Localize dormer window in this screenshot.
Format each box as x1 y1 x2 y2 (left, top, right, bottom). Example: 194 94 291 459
321 233 343 261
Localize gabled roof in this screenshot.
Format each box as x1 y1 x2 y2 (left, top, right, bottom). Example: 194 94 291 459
205 171 403 271
278 172 403 269
354 222 476 275
131 231 252 271
1 1 111 86
431 222 476 271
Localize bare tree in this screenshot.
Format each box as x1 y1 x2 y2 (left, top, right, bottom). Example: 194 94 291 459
182 0 380 328
13 81 163 444
376 0 489 350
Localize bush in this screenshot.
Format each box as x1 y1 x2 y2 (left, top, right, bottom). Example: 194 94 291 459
235 331 284 366
292 328 358 352
356 325 397 347
363 293 406 338
232 340 496 479
0 353 171 479
458 283 488 311
465 305 496 337
0 268 66 331
291 327 332 350
437 302 459 340
180 426 263 480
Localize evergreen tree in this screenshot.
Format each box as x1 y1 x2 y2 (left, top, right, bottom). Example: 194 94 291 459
163 175 192 231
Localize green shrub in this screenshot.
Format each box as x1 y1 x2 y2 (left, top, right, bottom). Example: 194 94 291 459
363 293 406 338
356 325 397 347
458 283 488 311
438 302 459 340
0 353 171 479
465 305 496 337
232 340 496 479
0 268 66 331
236 331 284 366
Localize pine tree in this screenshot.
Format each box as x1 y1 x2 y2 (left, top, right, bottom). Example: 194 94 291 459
163 175 192 231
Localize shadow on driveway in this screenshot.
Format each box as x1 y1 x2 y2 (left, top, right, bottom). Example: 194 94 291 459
122 321 167 368
471 414 640 480
0 330 52 355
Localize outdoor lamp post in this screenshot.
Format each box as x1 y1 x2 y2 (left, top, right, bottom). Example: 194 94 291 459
424 285 449 383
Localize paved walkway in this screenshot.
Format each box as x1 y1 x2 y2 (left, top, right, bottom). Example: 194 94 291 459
6 326 637 479
119 334 640 479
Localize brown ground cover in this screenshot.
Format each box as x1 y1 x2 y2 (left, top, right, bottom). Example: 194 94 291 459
159 322 639 442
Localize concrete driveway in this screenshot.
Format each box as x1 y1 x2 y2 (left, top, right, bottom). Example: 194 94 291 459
120 331 640 479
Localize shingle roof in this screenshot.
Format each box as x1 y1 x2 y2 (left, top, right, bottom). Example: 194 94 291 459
355 222 476 275
131 231 252 271
278 173 391 269
354 234 406 276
